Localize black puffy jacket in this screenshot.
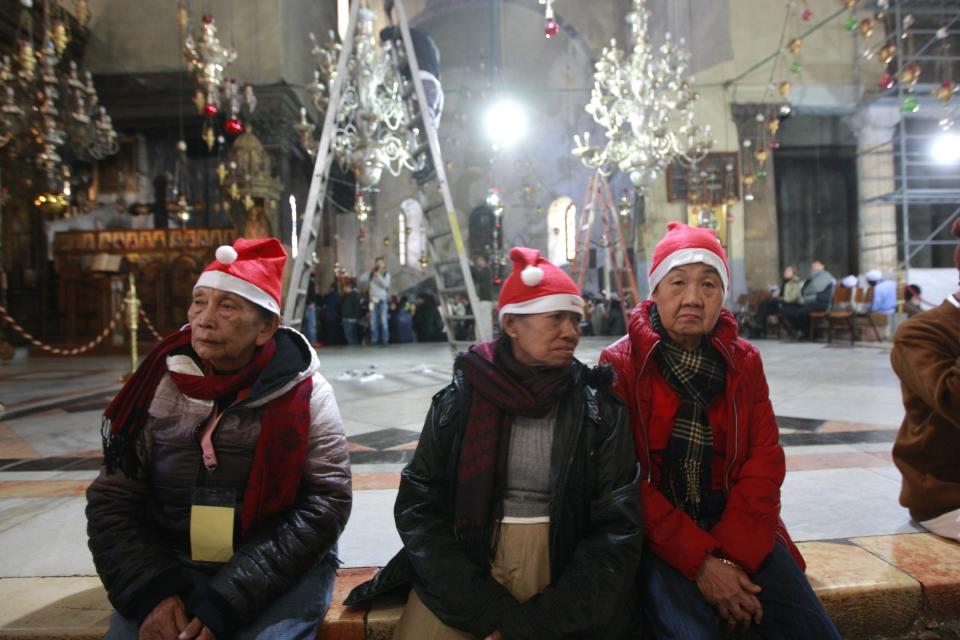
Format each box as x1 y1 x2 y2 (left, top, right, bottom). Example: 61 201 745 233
346 359 644 639
86 329 351 637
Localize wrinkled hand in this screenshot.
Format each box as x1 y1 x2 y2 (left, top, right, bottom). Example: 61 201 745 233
484 632 503 640
178 617 216 640
695 555 763 628
138 595 188 640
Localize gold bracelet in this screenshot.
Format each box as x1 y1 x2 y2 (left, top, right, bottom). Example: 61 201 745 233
717 557 740 570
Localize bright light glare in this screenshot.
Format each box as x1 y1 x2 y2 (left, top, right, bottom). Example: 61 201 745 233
484 99 527 148
931 133 960 164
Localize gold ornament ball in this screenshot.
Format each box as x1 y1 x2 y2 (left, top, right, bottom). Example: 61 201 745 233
778 81 792 98
788 38 803 55
879 44 897 65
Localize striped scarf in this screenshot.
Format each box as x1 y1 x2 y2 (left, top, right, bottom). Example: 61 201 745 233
650 304 727 528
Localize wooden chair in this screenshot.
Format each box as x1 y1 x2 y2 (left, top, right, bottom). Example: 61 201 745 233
851 286 887 341
809 284 848 341
826 287 857 344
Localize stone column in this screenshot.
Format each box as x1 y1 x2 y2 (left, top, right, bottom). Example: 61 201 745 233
846 104 900 275
731 103 782 294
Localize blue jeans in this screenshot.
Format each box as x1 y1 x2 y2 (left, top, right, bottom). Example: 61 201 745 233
369 299 389 345
104 553 337 640
342 319 359 345
639 540 840 640
303 302 317 344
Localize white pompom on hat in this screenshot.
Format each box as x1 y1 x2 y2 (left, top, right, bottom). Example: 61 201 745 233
498 247 583 321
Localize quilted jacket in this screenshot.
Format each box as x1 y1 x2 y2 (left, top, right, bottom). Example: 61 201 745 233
86 328 351 635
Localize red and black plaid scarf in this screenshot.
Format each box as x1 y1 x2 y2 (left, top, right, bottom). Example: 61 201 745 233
455 337 572 537
101 327 312 541
649 304 726 528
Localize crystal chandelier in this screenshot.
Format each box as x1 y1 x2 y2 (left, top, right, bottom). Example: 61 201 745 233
297 3 413 192
0 0 117 187
572 0 712 188
179 6 257 150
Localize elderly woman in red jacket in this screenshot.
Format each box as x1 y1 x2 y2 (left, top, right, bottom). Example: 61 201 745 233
601 222 839 639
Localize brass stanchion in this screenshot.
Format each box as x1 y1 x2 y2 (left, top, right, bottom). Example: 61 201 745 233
122 273 140 381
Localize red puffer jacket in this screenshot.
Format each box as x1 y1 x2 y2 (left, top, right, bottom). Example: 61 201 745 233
600 300 803 580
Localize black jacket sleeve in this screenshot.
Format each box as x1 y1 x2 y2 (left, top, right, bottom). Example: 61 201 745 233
394 382 522 638
500 389 644 639
86 462 192 623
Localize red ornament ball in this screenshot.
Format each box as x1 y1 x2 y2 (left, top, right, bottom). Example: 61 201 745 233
801 9 813 21
202 14 214 24
544 17 559 38
493 276 503 286
225 117 244 136
878 73 895 90
203 102 219 117
768 139 781 150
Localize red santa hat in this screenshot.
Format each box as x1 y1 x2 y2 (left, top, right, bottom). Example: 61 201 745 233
194 237 287 315
498 247 583 322
648 221 730 296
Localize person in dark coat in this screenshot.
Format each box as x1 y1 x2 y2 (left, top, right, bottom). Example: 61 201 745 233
86 239 351 640
346 248 643 639
341 280 362 346
319 282 342 346
413 292 445 342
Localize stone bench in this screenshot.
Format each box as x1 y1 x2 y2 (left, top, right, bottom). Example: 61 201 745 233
3 534 960 639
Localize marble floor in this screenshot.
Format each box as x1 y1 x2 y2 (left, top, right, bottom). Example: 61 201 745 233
0 336 913 576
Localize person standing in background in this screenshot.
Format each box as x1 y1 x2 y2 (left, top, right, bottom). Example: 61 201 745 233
341 280 362 346
368 257 391 346
303 270 318 347
471 255 495 341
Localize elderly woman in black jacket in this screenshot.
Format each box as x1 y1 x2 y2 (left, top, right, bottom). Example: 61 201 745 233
348 248 643 639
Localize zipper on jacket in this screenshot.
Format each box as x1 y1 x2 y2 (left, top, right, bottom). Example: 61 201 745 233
549 381 585 580
711 337 739 492
635 339 660 482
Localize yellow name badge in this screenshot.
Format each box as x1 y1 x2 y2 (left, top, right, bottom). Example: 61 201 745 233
190 505 235 563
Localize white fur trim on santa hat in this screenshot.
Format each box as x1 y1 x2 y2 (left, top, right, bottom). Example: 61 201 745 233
865 269 883 282
841 274 859 288
215 245 238 265
648 247 729 297
194 270 280 315
521 265 544 286
498 293 584 322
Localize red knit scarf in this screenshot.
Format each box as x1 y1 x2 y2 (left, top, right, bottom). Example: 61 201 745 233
102 327 313 541
455 337 572 534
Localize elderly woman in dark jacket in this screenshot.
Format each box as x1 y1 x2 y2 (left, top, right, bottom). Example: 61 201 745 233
86 238 351 640
348 248 644 639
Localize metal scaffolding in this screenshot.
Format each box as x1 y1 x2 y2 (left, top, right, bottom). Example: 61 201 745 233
857 0 960 278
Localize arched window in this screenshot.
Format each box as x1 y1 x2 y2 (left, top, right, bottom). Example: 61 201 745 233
547 196 577 266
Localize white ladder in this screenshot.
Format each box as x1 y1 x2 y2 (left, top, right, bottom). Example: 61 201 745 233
283 0 491 350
